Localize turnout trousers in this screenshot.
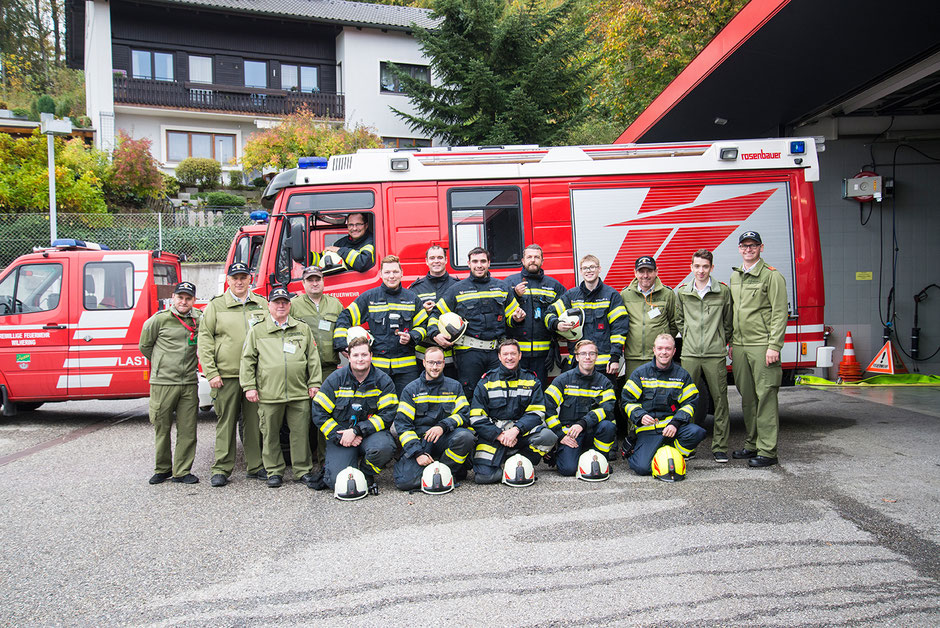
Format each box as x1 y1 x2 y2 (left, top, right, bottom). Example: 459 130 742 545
628 423 707 475
210 377 263 477
731 344 782 458
472 426 559 484
149 383 198 478
455 348 500 399
555 420 617 476
393 428 476 490
322 431 396 489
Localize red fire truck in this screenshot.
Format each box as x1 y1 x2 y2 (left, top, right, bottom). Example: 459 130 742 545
243 138 826 376
0 241 183 415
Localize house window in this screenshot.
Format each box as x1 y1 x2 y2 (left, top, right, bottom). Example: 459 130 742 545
382 137 432 148
380 62 430 94
448 187 524 268
245 60 267 88
167 131 236 163
132 50 174 81
282 64 319 92
189 56 212 84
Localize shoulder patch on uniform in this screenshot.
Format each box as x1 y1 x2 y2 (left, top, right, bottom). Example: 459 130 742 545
719 281 728 286
766 265 777 271
678 283 687 288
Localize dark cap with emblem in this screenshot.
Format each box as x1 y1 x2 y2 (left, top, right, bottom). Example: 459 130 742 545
302 265 324 280
739 230 762 244
227 262 250 276
174 281 196 296
269 286 291 302
635 256 657 270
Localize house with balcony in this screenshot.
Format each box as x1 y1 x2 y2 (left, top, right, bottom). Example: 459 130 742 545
65 0 438 176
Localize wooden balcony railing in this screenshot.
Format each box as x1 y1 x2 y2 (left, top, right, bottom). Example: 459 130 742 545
113 76 345 118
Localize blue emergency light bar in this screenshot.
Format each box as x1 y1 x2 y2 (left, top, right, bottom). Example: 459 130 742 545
298 156 328 169
249 210 270 223
51 239 110 250
789 141 806 155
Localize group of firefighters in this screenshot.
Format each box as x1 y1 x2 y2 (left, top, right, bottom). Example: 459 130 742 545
140 213 788 496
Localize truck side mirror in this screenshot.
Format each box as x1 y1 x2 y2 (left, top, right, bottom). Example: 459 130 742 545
288 222 306 264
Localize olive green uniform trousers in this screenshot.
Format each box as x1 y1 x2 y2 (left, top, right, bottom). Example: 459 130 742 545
149 383 198 478
210 378 263 477
260 400 313 478
682 356 731 451
731 344 781 458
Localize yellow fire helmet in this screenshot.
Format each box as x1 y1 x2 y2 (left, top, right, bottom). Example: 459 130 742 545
651 445 686 482
421 461 455 494
437 312 468 342
334 466 369 500
556 307 585 341
502 453 536 487
576 449 610 482
346 325 374 346
319 250 346 275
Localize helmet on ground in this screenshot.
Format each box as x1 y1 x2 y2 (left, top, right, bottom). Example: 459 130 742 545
346 326 374 346
651 445 686 482
334 466 369 500
576 449 610 482
556 307 585 341
319 250 346 274
437 312 468 342
421 461 455 494
502 453 536 487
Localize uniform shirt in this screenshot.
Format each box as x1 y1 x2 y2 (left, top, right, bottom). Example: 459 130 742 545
469 364 546 441
729 258 788 350
239 315 322 402
433 273 521 345
197 290 268 380
334 284 428 372
394 372 470 458
545 280 628 367
620 277 679 361
504 268 566 355
139 305 201 385
675 280 733 358
290 292 344 369
543 367 616 437
621 360 698 434
312 366 398 443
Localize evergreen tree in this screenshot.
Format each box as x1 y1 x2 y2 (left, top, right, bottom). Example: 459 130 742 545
392 0 593 146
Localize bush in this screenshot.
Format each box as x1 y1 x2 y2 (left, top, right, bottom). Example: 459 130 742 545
251 176 266 188
106 131 164 209
227 170 244 189
32 94 56 119
205 191 246 207
175 157 221 190
11 108 29 118
162 173 180 197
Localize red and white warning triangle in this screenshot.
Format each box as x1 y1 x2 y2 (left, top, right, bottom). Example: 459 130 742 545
865 340 908 374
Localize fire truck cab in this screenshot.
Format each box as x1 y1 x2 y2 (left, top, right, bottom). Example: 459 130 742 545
0 240 182 416
251 138 826 376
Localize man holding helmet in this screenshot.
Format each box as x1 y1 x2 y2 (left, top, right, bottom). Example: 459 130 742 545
410 245 461 378
312 212 375 273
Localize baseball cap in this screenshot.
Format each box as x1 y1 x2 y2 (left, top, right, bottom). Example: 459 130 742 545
269 287 291 302
635 256 657 270
174 281 196 297
302 265 324 280
227 262 250 276
739 230 762 244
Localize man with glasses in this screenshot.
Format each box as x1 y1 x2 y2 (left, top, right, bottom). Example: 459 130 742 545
410 245 461 378
505 244 566 388
392 345 475 491
315 212 375 273
546 254 628 383
543 339 617 475
729 231 787 468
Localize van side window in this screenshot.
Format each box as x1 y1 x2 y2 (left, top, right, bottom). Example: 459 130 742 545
84 262 134 310
153 263 179 301
448 187 523 268
0 263 63 315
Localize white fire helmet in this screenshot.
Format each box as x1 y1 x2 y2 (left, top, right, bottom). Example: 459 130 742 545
651 445 686 483
420 461 455 494
345 326 374 346
502 453 536 487
437 312 468 342
556 307 585 341
319 250 346 274
576 449 610 482
334 466 369 500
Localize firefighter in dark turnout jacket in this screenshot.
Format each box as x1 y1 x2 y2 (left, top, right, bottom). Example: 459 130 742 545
409 245 460 378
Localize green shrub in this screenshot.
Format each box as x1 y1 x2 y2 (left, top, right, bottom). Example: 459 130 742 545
32 95 56 119
205 191 246 207
162 173 180 197
11 108 29 118
251 176 266 188
227 170 244 189
175 157 221 190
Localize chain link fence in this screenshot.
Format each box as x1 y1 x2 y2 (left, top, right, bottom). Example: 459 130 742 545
0 210 260 270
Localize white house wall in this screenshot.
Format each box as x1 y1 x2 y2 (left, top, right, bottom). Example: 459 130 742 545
84 0 115 152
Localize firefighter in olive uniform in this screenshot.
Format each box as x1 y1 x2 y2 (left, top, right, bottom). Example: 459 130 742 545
505 244 566 388
621 334 706 476
543 339 617 475
311 212 375 273
198 263 269 486
139 282 202 485
240 287 322 488
469 339 557 484
334 255 428 394
620 256 679 379
393 345 475 491
729 231 788 468
432 247 524 399
675 249 733 463
409 245 460 378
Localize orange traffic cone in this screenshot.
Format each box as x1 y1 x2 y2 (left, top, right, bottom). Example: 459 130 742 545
837 331 864 382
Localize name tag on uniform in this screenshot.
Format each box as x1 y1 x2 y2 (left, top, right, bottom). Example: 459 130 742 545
648 307 661 319
283 342 296 354
318 319 332 331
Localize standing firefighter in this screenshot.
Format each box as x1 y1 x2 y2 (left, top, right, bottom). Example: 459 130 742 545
409 245 460 378
139 281 202 485
199 263 269 486
240 287 322 488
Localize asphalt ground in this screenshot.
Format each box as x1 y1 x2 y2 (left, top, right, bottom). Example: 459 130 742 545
1 386 939 626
